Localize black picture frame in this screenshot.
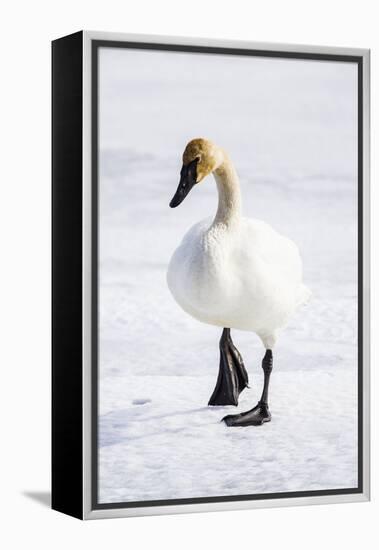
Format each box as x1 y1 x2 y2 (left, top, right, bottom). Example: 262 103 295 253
52 31 370 520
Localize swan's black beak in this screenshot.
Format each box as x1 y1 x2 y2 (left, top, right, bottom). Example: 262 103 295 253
169 158 198 208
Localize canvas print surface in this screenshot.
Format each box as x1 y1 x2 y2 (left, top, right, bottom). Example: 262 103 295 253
97 46 358 504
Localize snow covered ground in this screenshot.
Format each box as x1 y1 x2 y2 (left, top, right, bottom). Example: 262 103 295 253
98 48 358 503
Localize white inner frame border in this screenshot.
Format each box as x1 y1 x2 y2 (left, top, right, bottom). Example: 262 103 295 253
82 30 370 520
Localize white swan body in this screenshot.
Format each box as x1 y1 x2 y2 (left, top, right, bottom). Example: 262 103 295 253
167 139 310 349
167 217 310 348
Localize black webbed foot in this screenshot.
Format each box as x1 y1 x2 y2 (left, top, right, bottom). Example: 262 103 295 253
229 340 249 394
208 328 249 406
222 401 271 427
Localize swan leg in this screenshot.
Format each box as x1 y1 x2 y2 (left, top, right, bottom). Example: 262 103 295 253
222 350 273 426
208 328 249 406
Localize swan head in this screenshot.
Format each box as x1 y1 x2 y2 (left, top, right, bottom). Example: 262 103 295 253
169 138 223 208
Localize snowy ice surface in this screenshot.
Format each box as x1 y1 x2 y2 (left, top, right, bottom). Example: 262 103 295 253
98 48 358 503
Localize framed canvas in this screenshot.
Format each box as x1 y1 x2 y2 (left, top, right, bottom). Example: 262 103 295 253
52 30 370 520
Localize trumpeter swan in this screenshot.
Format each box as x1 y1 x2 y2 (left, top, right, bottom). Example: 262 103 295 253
167 138 311 426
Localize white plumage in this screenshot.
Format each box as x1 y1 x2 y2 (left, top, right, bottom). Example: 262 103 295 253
168 217 310 349
167 138 311 350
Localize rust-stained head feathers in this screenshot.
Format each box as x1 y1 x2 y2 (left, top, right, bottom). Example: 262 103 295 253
182 138 223 183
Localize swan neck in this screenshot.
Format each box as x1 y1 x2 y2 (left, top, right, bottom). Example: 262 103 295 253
212 153 241 227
